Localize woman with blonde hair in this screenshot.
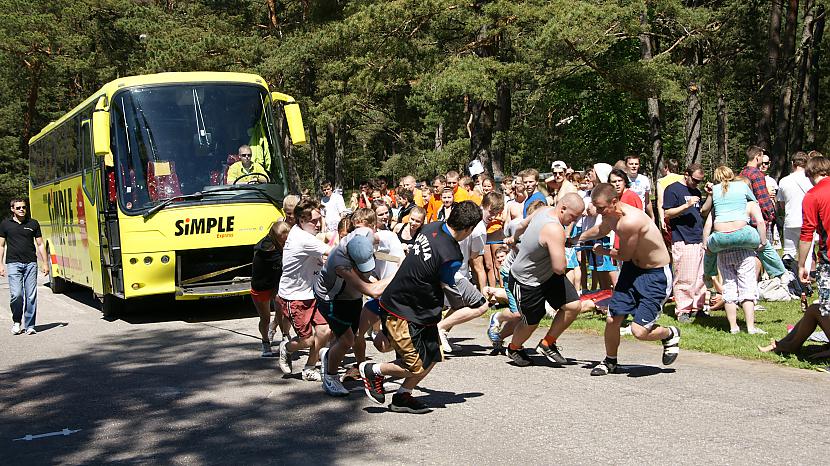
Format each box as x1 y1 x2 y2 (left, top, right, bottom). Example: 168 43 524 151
703 166 767 334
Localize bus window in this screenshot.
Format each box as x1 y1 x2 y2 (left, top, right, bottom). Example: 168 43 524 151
80 118 95 205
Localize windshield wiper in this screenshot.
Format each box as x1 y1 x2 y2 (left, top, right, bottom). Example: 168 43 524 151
202 184 282 208
142 192 205 219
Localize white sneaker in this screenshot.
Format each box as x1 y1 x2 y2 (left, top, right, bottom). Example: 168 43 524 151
323 374 349 396
319 347 330 380
267 328 276 344
301 367 322 382
11 322 21 335
620 325 632 336
277 340 292 373
748 327 768 335
438 328 454 353
25 327 36 335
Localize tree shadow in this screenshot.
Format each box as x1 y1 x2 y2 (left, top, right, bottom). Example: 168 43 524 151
0 328 394 464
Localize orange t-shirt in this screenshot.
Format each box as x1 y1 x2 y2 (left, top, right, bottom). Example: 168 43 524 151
453 186 471 203
426 195 443 222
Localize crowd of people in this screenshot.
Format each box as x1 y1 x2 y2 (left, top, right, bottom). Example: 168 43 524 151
6 144 830 414
248 146 830 414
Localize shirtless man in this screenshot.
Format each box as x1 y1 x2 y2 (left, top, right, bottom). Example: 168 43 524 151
503 193 586 366
578 183 681 376
506 176 527 222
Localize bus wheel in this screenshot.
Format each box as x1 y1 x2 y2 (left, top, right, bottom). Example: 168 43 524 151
47 257 69 294
101 294 126 318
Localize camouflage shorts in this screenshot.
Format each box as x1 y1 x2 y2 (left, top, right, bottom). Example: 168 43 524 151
816 263 830 317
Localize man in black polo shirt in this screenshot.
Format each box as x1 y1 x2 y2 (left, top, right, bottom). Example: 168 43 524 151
359 201 482 414
0 198 48 335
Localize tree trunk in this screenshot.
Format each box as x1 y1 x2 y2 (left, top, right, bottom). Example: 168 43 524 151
757 0 783 150
435 122 444 152
333 120 347 189
324 122 336 183
771 0 800 178
717 94 729 165
790 0 816 154
490 79 510 177
640 10 662 178
21 61 42 158
308 124 324 190
807 5 825 147
265 0 281 35
685 84 703 166
469 100 494 176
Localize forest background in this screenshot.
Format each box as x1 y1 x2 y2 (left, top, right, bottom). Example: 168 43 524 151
0 0 827 202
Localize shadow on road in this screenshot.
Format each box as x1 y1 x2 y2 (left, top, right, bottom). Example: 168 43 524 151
0 328 386 464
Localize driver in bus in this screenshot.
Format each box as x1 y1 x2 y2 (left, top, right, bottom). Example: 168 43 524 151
226 144 268 184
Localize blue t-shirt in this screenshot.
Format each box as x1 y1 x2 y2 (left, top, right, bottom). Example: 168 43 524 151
523 191 547 217
662 182 703 244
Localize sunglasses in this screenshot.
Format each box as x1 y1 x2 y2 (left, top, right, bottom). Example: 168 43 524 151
13 206 26 210
690 177 705 183
761 161 770 165
239 153 252 158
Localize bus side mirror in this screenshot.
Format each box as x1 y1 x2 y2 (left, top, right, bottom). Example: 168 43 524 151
270 92 307 146
92 97 112 165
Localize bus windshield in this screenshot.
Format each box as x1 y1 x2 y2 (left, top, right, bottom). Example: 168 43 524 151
111 83 284 212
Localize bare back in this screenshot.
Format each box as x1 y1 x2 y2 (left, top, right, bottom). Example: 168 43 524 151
614 203 670 269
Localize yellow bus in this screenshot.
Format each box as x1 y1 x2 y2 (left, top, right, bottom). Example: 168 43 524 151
28 72 306 315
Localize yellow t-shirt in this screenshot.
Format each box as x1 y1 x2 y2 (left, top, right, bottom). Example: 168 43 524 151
226 161 267 184
656 173 685 198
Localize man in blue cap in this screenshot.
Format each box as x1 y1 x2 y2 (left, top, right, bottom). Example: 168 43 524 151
314 227 393 397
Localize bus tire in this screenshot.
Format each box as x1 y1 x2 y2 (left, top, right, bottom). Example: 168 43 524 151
47 258 69 294
101 294 125 318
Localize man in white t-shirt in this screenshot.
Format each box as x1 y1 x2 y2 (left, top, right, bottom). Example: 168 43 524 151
277 198 333 381
760 153 780 197
625 155 654 219
436 197 496 352
777 152 812 261
320 180 347 232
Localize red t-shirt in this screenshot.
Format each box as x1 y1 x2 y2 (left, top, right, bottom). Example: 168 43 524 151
620 189 643 210
801 177 830 264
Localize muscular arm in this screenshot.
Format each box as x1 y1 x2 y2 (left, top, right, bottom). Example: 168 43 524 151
699 193 713 219
470 254 486 292
337 267 392 299
664 200 694 220
613 220 642 262
504 206 545 245
578 217 612 242
644 190 654 219
539 223 567 275
35 237 48 275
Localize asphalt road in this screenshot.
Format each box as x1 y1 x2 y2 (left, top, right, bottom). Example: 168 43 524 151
1 278 829 465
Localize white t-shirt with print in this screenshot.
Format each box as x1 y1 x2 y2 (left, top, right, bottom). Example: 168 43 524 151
627 173 651 210
777 171 812 228
456 220 487 280
278 225 329 300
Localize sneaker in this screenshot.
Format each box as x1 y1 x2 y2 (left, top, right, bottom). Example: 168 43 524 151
620 325 633 336
730 328 741 334
438 328 454 354
267 328 277 344
487 314 502 346
301 367 322 382
319 347 330 379
590 359 618 376
748 327 768 335
277 340 292 374
662 326 681 365
323 374 349 397
754 304 767 311
261 342 276 358
359 362 386 404
506 347 533 367
24 327 36 335
676 313 693 323
340 365 361 382
536 341 567 364
389 392 432 414
11 322 21 335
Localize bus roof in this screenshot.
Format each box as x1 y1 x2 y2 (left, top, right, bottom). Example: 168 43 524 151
29 72 270 145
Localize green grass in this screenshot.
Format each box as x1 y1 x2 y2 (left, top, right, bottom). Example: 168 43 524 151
491 300 830 371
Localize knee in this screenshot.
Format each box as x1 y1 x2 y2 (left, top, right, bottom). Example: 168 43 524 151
630 324 650 339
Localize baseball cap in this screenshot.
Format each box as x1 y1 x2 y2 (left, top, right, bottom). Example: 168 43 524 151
347 235 376 273
551 160 567 170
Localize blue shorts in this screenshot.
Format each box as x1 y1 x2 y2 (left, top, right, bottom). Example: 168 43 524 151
565 247 579 269
609 262 672 328
499 267 518 313
364 298 384 317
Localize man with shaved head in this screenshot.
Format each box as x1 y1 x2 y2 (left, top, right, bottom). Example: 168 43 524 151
501 193 587 366
578 183 681 376
400 175 425 207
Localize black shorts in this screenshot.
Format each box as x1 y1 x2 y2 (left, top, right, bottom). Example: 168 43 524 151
317 299 363 337
508 272 580 326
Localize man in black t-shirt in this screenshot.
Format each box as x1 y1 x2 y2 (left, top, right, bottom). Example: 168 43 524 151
0 199 48 335
359 201 482 414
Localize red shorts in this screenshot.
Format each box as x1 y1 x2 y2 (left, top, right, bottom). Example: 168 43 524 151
250 288 276 303
278 298 327 339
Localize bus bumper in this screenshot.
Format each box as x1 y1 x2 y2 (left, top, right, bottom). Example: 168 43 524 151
174 281 251 300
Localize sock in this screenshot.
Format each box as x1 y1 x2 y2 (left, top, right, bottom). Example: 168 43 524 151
372 364 383 375
396 386 412 395
605 356 617 365
508 343 523 351
542 335 557 347
662 327 675 343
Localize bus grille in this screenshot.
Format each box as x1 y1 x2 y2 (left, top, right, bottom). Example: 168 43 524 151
177 246 252 286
